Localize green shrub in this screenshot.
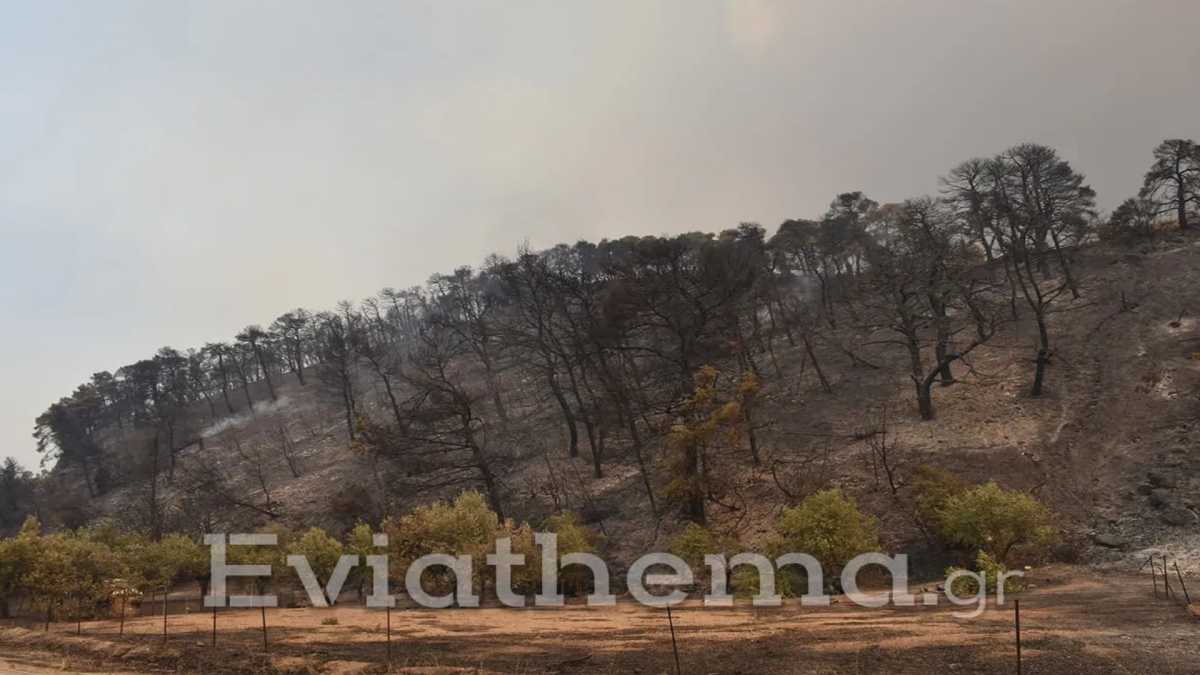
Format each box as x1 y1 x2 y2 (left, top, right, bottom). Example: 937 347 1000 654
20 532 123 619
769 489 880 572
730 564 769 598
909 465 967 537
668 523 734 591
936 482 1055 564
946 550 1025 596
343 522 377 598
383 491 503 596
0 521 39 618
227 526 293 594
288 527 345 590
503 512 601 596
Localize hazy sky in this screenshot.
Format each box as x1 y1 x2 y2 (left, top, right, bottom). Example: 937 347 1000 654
2 0 1197 468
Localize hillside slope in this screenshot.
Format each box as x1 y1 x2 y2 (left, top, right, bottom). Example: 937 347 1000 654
36 231 1200 573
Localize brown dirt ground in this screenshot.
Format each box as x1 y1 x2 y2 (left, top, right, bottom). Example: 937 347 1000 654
1 567 1197 674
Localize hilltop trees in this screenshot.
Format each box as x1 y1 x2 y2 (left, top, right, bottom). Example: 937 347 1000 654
1105 195 1158 241
271 310 312 386
941 143 1097 398
236 326 277 402
313 309 359 441
34 385 107 497
202 342 239 414
986 144 1096 395
427 268 510 423
358 318 508 521
863 198 1001 419
942 158 999 261
0 460 36 535
1139 139 1200 231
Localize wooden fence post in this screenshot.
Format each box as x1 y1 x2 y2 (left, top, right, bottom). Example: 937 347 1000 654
261 606 269 652
1014 599 1022 675
665 604 682 675
1173 563 1191 606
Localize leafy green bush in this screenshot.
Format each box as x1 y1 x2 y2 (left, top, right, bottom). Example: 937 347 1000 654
227 525 293 595
0 518 39 618
288 527 345 593
946 550 1025 596
383 491 503 596
936 482 1055 564
343 522 377 599
909 465 966 538
507 512 601 596
769 489 880 572
668 522 734 591
20 531 123 620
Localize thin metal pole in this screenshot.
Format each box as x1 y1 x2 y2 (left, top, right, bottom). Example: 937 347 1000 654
1151 557 1159 598
665 604 682 675
118 596 126 636
261 606 269 652
162 587 168 640
211 605 217 646
1014 599 1022 675
1163 556 1173 599
386 606 392 665
1174 563 1191 606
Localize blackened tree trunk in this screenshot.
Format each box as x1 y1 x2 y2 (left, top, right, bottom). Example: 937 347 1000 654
252 344 276 401
1031 313 1051 397
216 353 236 414
547 372 579 458
803 335 832 393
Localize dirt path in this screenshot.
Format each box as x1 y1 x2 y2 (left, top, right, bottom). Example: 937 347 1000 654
1 568 1196 674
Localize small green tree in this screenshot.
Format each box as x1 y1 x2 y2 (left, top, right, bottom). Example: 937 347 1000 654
946 550 1025 596
506 521 540 595
937 482 1055 564
287 527 345 603
769 489 880 578
909 465 967 542
343 522 376 600
22 533 120 624
21 532 70 624
545 513 600 595
384 491 503 598
0 537 33 619
669 522 733 592
60 536 123 621
228 525 294 598
506 512 600 597
157 534 209 598
666 366 757 525
128 538 178 599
